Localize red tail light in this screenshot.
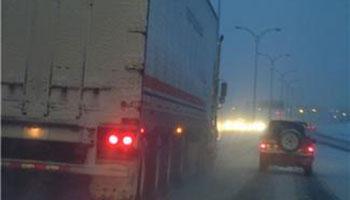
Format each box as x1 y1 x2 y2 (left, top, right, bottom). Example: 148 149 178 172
307 146 315 153
97 126 138 160
140 128 145 134
107 134 134 146
122 136 133 145
260 143 267 149
108 135 119 145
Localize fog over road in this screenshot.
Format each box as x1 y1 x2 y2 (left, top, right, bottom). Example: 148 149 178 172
171 132 346 200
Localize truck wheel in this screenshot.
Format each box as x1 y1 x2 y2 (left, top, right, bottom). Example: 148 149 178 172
135 158 145 200
303 165 313 176
259 155 269 172
136 139 159 200
173 152 185 188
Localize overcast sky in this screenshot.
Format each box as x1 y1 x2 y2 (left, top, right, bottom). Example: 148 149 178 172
211 0 349 112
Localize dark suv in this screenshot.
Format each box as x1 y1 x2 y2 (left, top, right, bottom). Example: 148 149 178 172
259 120 316 176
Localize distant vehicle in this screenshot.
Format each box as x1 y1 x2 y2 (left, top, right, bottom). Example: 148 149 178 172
306 123 317 133
295 121 317 133
259 120 316 176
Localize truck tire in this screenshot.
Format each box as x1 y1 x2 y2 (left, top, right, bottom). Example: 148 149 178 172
173 150 185 188
135 158 145 200
279 129 302 152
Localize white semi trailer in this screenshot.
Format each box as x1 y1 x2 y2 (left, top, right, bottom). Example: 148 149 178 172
2 0 224 199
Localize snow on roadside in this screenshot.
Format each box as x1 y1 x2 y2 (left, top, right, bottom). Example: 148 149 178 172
317 123 350 142
314 144 350 200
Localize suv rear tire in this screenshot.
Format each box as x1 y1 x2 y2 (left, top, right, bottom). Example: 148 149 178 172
279 129 302 152
259 155 269 172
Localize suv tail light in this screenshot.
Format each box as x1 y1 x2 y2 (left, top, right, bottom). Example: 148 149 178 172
260 143 267 149
307 146 315 153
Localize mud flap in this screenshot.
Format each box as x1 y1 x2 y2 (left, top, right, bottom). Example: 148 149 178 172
89 175 137 200
2 170 91 200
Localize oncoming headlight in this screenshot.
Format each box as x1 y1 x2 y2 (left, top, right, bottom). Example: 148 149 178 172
217 119 267 132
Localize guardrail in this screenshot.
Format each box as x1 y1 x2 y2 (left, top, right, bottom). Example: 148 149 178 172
313 133 350 152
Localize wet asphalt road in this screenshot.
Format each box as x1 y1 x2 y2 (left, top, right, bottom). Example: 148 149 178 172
171 132 340 200
2 132 342 200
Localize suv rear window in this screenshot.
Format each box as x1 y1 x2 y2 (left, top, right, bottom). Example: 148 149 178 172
264 120 306 139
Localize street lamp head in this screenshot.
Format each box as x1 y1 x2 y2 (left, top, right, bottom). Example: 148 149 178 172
235 26 242 30
298 108 305 114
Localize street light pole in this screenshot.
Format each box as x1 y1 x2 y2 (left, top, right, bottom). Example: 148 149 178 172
278 70 297 102
235 26 281 120
285 79 300 119
277 70 298 119
253 36 259 121
259 53 290 119
269 67 274 119
285 82 292 119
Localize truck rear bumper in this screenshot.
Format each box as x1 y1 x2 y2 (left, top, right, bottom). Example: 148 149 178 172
2 159 139 200
2 168 92 200
2 158 133 177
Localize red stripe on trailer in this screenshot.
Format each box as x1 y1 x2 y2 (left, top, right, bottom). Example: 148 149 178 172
6 161 21 169
59 165 70 172
3 161 71 172
35 163 46 170
143 75 206 107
